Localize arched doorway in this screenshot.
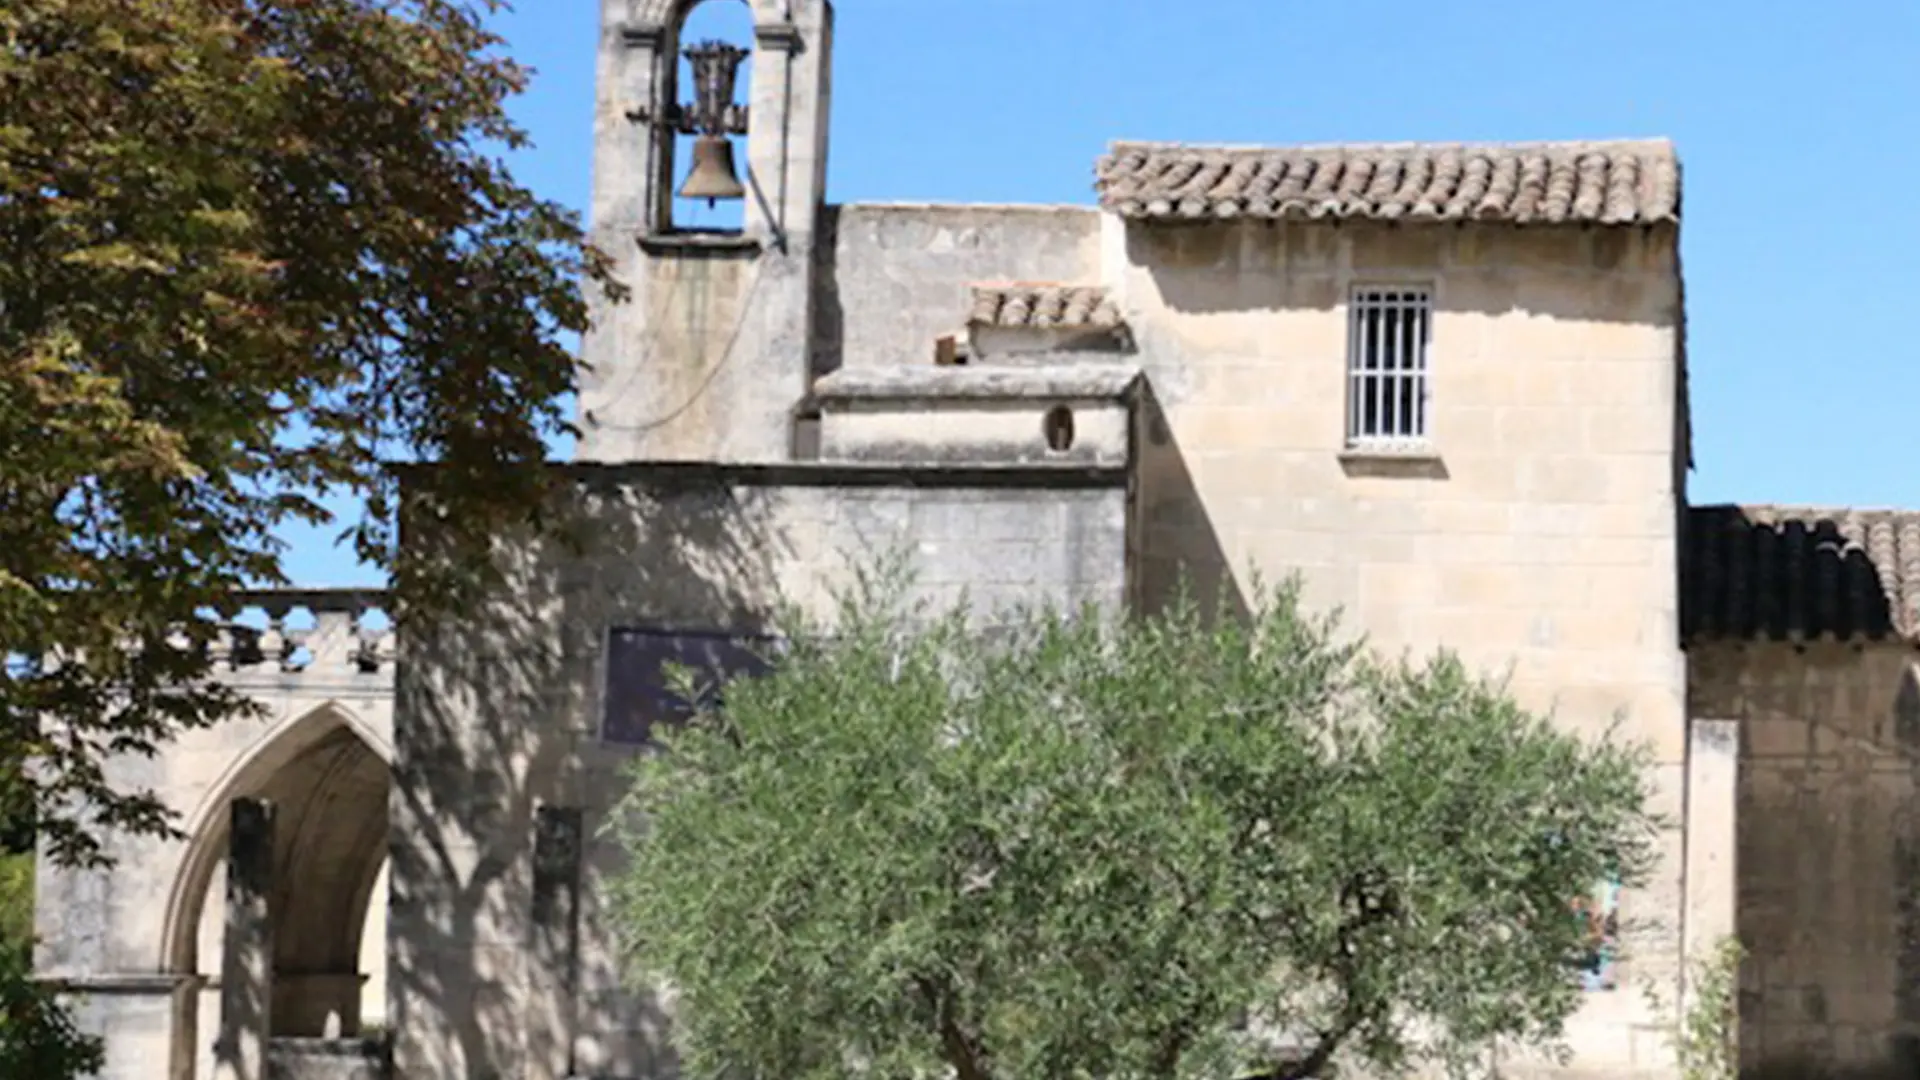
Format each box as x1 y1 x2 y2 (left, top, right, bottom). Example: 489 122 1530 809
161 705 391 1079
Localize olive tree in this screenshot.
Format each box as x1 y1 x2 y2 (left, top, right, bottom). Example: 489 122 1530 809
609 572 1660 1080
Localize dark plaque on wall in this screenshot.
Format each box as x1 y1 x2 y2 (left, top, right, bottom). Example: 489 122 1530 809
603 629 777 746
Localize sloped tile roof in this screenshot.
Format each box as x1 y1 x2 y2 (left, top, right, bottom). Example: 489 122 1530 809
1094 139 1680 225
1683 505 1920 643
968 284 1124 330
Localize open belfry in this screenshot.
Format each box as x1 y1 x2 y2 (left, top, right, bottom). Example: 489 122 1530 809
32 1 1920 1077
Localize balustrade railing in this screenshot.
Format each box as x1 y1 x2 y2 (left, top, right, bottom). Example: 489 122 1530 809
212 588 393 676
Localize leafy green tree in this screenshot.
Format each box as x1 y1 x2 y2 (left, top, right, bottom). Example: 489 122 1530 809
0 851 101 1077
0 939 104 1080
0 852 28 946
610 574 1661 1080
1 0 614 869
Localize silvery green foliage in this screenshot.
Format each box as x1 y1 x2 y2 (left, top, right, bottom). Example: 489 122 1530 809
608 567 1659 1080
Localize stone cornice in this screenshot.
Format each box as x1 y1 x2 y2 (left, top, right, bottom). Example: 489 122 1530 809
41 972 198 995
754 22 805 52
813 364 1143 404
617 22 666 50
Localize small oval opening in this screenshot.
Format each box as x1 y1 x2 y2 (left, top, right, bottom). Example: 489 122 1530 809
1042 405 1076 454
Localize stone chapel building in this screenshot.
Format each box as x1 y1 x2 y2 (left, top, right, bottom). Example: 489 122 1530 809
32 1 1920 1078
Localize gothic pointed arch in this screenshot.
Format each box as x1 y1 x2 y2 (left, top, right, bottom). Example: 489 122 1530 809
160 701 390 973
159 701 392 1041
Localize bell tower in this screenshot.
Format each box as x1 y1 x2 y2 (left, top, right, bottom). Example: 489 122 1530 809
578 0 834 463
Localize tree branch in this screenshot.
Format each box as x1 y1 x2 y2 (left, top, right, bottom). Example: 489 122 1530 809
1151 1013 1195 1078
1264 870 1398 1080
1145 852 1223 1078
914 974 993 1080
1278 1002 1366 1080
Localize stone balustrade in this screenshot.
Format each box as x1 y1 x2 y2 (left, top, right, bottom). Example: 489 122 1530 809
212 588 393 676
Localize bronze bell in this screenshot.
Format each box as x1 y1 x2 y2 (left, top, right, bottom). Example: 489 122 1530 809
679 134 746 206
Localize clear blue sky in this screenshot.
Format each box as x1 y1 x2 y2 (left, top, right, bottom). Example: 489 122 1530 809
280 0 1920 586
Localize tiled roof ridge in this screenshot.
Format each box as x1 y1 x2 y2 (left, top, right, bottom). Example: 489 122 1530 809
1683 504 1920 643
967 283 1123 330
1696 501 1920 520
1101 135 1677 156
1095 138 1680 226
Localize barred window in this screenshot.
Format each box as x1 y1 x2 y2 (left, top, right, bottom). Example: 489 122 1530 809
1347 286 1432 445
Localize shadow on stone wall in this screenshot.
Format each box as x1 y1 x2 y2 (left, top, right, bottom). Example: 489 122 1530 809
389 465 783 1079
1129 220 1680 327
1132 380 1247 622
163 699 392 1079
810 205 843 380
1741 1044 1920 1080
266 1035 389 1079
1683 507 1920 1080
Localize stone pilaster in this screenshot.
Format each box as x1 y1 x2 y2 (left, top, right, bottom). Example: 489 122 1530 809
1682 718 1738 1011
528 805 584 1080
214 797 275 1080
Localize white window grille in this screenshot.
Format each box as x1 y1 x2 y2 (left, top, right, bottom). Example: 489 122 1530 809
1346 286 1432 446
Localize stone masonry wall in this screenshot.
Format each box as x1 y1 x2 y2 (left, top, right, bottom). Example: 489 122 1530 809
574 0 832 466
36 633 395 1080
819 204 1102 375
1689 641 1920 1079
389 463 1129 1080
266 1038 389 1080
575 200 1099 465
1114 218 1689 1076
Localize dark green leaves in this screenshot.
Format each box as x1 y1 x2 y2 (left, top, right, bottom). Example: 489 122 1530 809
1 0 608 866
0 854 101 1078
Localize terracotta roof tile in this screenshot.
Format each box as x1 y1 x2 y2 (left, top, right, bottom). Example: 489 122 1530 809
1094 139 1680 226
1683 505 1920 643
968 284 1123 330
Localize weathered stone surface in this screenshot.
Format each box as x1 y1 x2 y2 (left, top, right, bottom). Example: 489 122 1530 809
215 798 275 1080
1690 643 1920 1077
31 586 397 1080
388 463 1129 1079
529 806 585 1080
265 1038 388 1080
813 365 1139 469
824 203 1103 376
812 363 1140 403
574 1 833 465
